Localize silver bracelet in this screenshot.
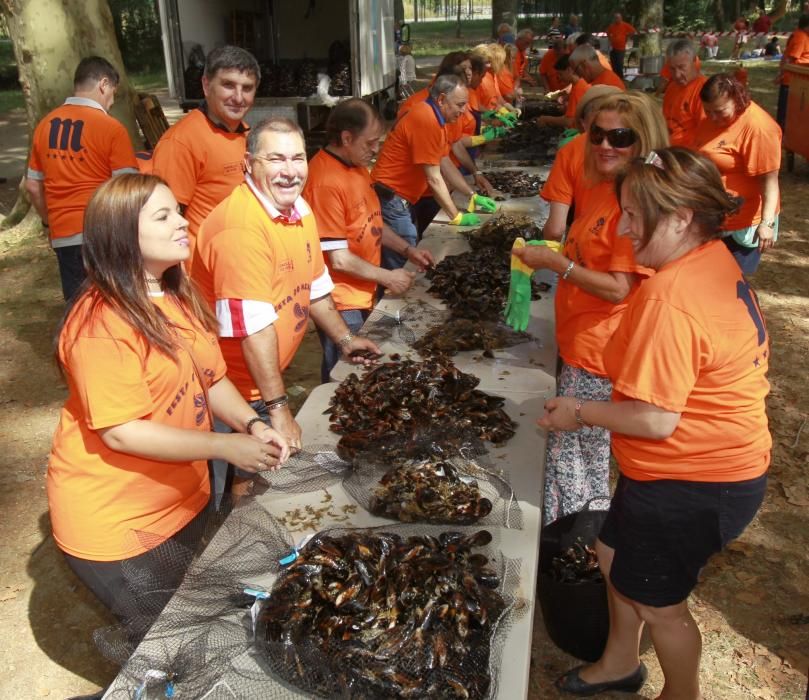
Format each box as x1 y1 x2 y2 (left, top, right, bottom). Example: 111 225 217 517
337 332 354 348
561 259 575 280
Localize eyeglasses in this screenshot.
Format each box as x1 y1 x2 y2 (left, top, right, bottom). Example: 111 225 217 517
589 124 638 149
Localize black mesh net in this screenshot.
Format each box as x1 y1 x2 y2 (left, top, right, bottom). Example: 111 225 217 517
229 524 526 699
95 500 294 694
256 445 350 493
362 302 449 347
344 454 523 529
326 357 517 463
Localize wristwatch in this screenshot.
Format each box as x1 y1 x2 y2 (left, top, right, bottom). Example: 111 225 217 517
759 219 776 229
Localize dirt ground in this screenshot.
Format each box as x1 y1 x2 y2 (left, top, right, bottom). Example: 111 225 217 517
0 66 807 700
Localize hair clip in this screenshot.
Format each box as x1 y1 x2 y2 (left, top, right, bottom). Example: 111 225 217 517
644 150 665 170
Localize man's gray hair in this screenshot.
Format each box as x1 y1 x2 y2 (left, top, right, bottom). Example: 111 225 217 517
570 44 597 65
429 73 465 101
666 39 697 59
516 28 534 41
246 118 305 154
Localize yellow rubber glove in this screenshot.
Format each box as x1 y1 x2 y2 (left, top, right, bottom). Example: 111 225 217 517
449 211 481 226
469 134 487 147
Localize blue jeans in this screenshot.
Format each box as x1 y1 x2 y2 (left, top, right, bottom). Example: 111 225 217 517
210 399 269 510
723 237 763 275
609 49 626 77
380 195 417 270
316 309 369 383
54 244 86 302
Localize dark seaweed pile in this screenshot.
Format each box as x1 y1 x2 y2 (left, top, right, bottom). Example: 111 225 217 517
481 170 545 198
425 215 544 320
414 318 531 358
258 529 505 699
327 357 517 462
550 541 603 584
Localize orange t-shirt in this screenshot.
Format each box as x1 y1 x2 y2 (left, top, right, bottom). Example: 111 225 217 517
604 240 771 482
514 48 528 79
151 107 248 258
606 21 636 51
498 67 516 99
48 293 220 561
540 133 586 205
592 68 626 90
192 181 331 401
555 177 652 376
476 72 502 110
694 101 782 231
398 87 429 118
371 99 448 204
663 73 708 147
467 87 481 114
540 49 564 91
565 79 591 119
782 29 809 85
660 56 702 81
303 149 383 312
27 98 137 245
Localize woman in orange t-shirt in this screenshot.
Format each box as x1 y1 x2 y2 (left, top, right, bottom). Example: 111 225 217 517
695 73 782 275
540 148 769 699
48 174 288 617
513 92 668 525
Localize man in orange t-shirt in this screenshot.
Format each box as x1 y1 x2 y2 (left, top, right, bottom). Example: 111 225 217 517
537 53 589 129
303 100 433 381
662 40 707 147
191 118 379 496
514 29 536 86
152 46 259 260
372 74 492 268
569 44 626 90
606 13 637 78
26 56 137 301
539 40 566 92
776 15 809 128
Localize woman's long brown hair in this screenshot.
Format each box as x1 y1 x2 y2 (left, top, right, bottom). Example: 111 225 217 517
55 174 218 373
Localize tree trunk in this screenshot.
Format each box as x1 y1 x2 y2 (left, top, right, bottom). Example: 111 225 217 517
491 0 519 38
394 0 404 23
713 0 725 30
456 0 462 37
636 0 663 56
414 0 419 22
0 0 141 227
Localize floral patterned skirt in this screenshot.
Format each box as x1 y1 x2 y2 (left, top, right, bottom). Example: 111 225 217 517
543 362 613 525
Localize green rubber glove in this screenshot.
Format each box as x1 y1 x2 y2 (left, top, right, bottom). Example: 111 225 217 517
482 125 508 141
495 112 519 128
481 109 498 120
558 128 579 148
504 238 534 332
504 239 561 331
449 211 481 226
467 193 497 213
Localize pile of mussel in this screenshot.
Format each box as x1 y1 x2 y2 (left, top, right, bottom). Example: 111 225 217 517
520 98 566 120
414 318 530 358
550 541 603 584
369 459 493 524
495 122 559 163
258 529 505 699
425 215 544 320
481 170 544 198
328 357 517 462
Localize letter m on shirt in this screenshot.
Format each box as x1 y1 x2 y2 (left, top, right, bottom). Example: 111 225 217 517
48 118 84 151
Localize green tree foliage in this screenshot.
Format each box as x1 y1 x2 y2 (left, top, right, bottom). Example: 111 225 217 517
109 0 164 73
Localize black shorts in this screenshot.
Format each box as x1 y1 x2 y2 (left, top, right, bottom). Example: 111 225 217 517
599 473 767 607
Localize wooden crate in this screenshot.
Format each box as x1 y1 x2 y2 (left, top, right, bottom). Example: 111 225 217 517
134 93 170 150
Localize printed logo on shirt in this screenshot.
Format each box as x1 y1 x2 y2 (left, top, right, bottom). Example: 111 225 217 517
193 392 207 426
223 161 243 175
306 241 312 263
48 118 85 156
166 381 190 416
279 259 294 273
293 302 309 332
